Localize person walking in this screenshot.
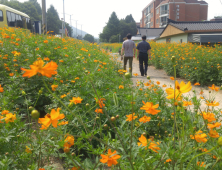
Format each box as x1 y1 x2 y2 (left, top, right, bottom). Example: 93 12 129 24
121 33 136 76
136 35 151 76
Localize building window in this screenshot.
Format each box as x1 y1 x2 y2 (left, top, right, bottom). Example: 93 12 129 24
151 13 153 18
150 3 153 9
0 10 3 21
166 37 171 43
156 8 159 15
156 19 159 24
177 16 179 20
160 16 168 26
151 22 153 27
160 4 169 15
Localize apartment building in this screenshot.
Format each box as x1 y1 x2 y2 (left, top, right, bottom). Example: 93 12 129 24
140 0 208 28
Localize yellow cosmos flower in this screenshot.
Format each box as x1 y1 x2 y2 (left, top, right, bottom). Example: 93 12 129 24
190 130 207 143
5 113 16 123
166 80 192 100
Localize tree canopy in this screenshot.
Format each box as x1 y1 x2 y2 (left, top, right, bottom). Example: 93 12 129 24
84 34 94 43
99 12 137 43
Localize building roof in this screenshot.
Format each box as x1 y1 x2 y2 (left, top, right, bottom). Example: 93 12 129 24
167 19 222 32
138 28 164 37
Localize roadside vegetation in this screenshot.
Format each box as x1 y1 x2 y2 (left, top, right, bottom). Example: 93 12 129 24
1 28 222 169
100 42 222 86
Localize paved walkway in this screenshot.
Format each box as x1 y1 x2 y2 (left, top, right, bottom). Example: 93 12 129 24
114 53 222 111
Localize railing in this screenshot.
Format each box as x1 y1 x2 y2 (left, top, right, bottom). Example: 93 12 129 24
160 10 169 15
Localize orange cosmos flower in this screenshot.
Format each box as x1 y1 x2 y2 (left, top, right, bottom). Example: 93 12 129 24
183 101 192 107
44 57 50 61
59 60 64 63
197 162 206 167
0 85 3 92
9 73 14 76
0 116 4 123
5 113 16 123
51 85 58 91
170 77 174 80
58 121 68 126
206 101 219 107
81 48 88 52
69 97 83 105
100 149 121 167
21 60 58 78
202 112 216 122
126 113 137 121
64 135 74 153
164 159 172 164
95 108 103 114
38 168 45 170
140 101 161 115
133 73 138 77
60 94 67 98
207 122 221 129
162 84 167 87
139 116 151 123
36 47 39 51
38 108 65 130
194 82 200 86
95 98 106 108
43 40 48 43
156 81 160 85
166 81 192 100
119 85 124 89
144 82 150 86
137 135 160 153
208 84 219 91
1 110 10 115
208 129 219 138
71 167 80 170
190 130 207 143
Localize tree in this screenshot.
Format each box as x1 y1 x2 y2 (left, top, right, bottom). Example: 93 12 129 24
84 34 94 43
46 5 61 34
99 12 137 43
99 12 119 42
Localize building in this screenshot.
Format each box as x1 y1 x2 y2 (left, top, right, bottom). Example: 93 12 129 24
156 19 222 44
132 28 164 41
140 0 208 28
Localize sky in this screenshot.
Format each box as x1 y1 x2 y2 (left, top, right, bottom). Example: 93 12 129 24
17 0 222 38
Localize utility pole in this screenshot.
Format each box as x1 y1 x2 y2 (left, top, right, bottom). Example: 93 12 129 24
81 25 82 39
76 20 78 38
42 0 47 34
63 0 65 36
61 18 64 38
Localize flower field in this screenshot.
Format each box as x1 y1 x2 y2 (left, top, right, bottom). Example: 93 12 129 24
1 28 222 170
101 42 222 85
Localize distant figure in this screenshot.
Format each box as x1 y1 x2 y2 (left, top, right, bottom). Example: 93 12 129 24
118 48 121 55
136 35 151 76
121 33 136 76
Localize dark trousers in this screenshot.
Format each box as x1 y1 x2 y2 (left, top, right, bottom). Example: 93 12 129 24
139 53 148 76
124 57 133 75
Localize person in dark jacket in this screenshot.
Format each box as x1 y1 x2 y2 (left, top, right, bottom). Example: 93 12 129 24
136 35 151 76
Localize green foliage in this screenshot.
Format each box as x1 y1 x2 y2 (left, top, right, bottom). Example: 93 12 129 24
99 12 137 43
83 34 94 43
46 5 61 34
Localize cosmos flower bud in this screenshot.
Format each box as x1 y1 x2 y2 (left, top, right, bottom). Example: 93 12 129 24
171 56 176 63
217 137 222 146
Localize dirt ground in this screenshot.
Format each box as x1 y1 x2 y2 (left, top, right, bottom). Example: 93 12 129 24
114 53 222 111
